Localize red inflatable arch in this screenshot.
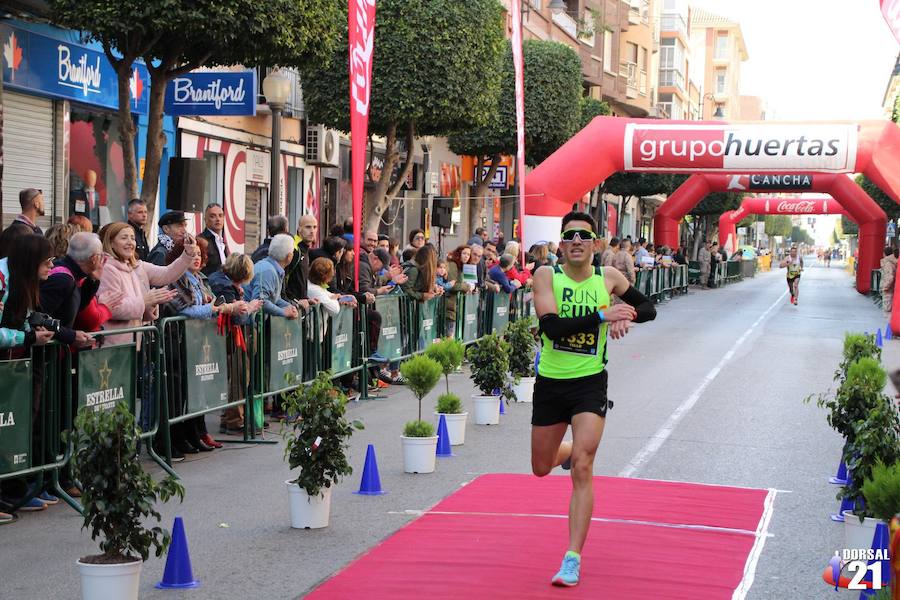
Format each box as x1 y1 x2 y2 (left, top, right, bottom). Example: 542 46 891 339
524 117 897 290
651 173 884 294
717 195 852 255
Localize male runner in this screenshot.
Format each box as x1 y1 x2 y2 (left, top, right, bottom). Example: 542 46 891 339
531 211 656 587
780 246 803 305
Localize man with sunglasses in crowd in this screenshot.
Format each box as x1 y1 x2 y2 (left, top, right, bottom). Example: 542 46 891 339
531 211 656 588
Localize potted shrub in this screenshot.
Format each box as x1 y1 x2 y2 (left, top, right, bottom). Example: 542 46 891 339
506 317 537 403
70 402 184 600
466 332 513 425
281 371 363 529
861 462 900 595
838 359 900 548
426 338 468 445
399 355 443 473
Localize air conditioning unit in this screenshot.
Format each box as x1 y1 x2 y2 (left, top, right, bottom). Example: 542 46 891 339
306 125 340 167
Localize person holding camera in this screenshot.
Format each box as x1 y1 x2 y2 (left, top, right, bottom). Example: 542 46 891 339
0 234 60 516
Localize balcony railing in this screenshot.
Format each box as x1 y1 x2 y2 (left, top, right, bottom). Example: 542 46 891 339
552 10 578 40
628 0 650 25
620 61 638 98
658 68 685 92
256 67 304 117
639 70 647 96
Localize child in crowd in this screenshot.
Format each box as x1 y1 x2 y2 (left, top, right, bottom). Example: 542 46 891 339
436 260 456 293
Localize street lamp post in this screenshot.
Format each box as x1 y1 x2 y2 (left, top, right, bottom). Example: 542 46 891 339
703 92 725 119
263 69 292 217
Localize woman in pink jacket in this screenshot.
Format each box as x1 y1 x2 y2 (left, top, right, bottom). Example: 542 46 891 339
97 222 197 346
96 221 198 443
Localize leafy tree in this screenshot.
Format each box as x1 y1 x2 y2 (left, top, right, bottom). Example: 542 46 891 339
681 191 743 258
52 0 342 216
579 96 611 130
764 214 792 238
790 225 813 245
303 0 506 231
842 215 859 236
449 39 583 232
602 173 686 237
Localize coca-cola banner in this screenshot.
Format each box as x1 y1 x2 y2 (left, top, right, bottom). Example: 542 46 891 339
624 124 858 173
349 0 376 290
882 0 900 44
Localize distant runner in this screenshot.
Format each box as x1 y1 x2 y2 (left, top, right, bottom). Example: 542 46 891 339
531 211 656 588
780 246 803 305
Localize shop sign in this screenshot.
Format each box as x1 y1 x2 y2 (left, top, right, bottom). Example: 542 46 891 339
0 22 149 114
164 71 257 116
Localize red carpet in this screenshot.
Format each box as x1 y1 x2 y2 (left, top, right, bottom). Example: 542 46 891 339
307 474 772 600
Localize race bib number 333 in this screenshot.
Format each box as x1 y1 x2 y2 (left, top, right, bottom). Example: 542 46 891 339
553 327 600 355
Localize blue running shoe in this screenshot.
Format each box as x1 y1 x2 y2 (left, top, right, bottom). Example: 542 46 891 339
17 497 47 512
38 491 59 505
551 552 581 587
368 352 389 364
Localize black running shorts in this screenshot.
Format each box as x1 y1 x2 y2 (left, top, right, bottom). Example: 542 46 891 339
531 370 609 426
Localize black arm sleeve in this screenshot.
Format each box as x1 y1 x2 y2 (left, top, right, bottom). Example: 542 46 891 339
620 285 656 323
539 312 603 341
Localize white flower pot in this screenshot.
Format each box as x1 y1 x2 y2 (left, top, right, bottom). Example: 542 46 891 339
843 510 879 550
472 395 500 425
435 411 468 446
77 558 142 600
401 435 438 473
512 376 535 402
286 480 332 529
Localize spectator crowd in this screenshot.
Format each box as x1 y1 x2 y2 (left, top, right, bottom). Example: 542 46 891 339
0 188 686 525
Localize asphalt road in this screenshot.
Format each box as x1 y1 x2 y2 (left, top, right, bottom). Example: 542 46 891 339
2 259 887 600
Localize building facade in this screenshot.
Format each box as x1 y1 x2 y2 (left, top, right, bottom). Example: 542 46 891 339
691 8 748 121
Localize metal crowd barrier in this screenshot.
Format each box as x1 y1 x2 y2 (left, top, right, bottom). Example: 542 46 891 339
0 286 544 511
871 268 883 306
634 265 689 302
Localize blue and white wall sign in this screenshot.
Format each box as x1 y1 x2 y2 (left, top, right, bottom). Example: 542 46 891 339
164 71 257 116
0 23 150 114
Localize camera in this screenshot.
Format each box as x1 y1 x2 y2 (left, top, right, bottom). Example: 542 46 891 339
27 312 61 334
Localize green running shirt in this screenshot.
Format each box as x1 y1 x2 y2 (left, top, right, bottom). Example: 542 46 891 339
538 265 611 379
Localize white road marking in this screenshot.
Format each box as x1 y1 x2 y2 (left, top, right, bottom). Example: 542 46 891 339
732 488 778 600
618 290 788 478
387 508 769 537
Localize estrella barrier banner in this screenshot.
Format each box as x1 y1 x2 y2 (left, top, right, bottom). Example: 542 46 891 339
0 358 31 475
77 344 136 413
375 296 403 360
491 292 511 334
461 291 480 342
183 320 229 413
268 316 303 393
330 308 355 373
418 297 441 350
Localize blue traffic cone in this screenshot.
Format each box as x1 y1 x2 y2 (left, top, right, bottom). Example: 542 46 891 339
885 324 893 340
354 444 386 495
155 517 200 589
830 496 855 522
828 459 850 485
876 329 883 348
858 522 890 598
435 414 453 457
492 388 505 415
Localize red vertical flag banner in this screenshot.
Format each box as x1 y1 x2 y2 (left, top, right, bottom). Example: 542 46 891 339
511 0 526 258
349 0 376 291
882 0 900 43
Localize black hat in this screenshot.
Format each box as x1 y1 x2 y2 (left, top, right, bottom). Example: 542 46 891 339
372 248 391 266
158 211 187 227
